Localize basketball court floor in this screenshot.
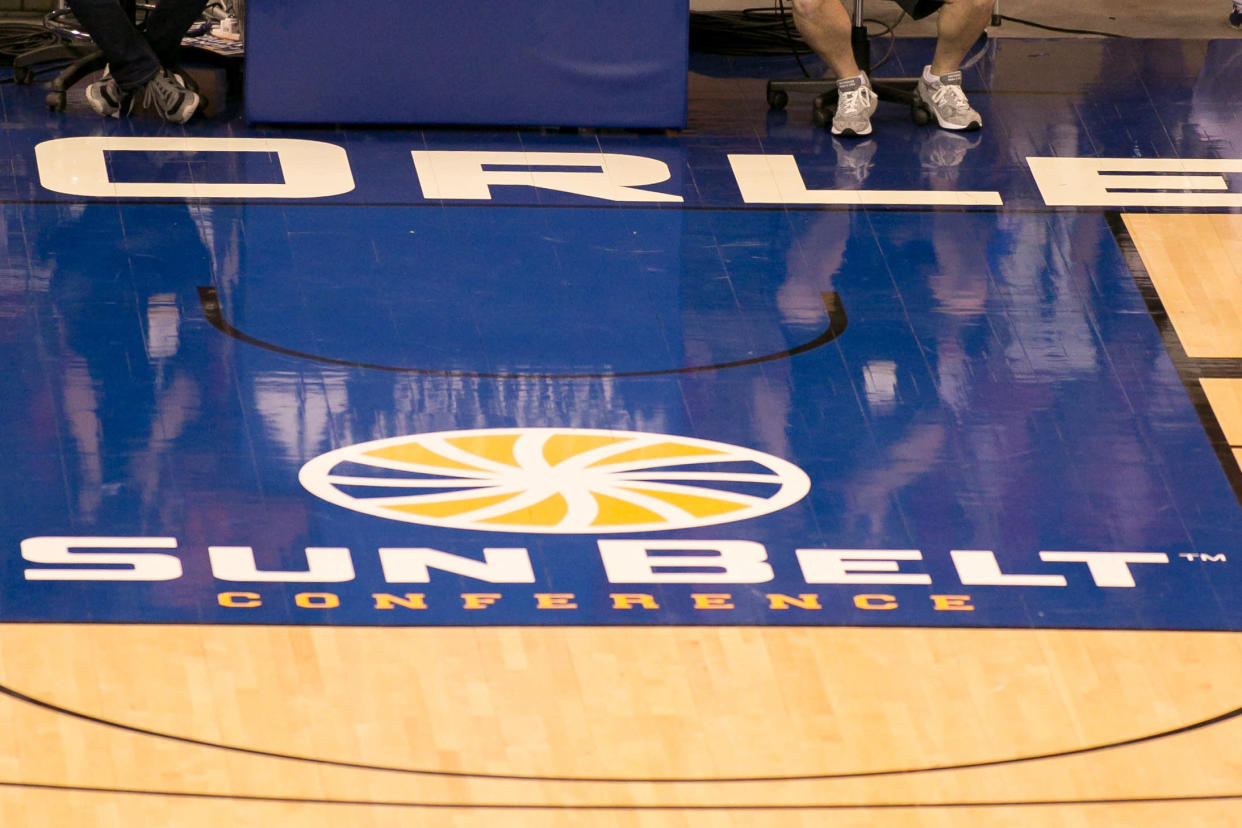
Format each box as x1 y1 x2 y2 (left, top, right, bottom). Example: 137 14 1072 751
1 31 1242 827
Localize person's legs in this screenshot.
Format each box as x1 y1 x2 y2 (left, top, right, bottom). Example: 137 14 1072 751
143 0 210 69
791 0 859 80
66 0 160 88
930 0 993 75
71 0 205 122
912 0 989 130
791 0 878 137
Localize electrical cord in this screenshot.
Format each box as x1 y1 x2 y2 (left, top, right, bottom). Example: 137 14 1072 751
0 21 69 84
998 14 1125 38
859 12 905 75
690 3 907 78
774 0 811 78
0 22 62 65
775 0 814 76
689 7 813 56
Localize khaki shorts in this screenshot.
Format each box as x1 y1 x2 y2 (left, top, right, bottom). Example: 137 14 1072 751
894 0 945 20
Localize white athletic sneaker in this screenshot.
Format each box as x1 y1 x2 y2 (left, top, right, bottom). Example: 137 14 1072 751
832 74 878 137
916 69 982 131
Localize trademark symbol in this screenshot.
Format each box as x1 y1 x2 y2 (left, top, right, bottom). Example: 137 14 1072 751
1178 553 1228 563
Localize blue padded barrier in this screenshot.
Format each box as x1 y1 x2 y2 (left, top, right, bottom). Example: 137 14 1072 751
244 1 688 128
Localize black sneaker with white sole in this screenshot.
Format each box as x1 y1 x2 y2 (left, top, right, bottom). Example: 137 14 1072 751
84 66 134 118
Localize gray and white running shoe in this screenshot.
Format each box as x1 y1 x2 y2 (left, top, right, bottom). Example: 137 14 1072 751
832 74 878 137
916 69 982 131
141 68 202 124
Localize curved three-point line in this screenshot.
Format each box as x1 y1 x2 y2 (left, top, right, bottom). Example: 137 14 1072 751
2 680 1242 786
197 287 847 380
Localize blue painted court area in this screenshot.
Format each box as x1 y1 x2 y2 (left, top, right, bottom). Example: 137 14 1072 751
1 37 1241 629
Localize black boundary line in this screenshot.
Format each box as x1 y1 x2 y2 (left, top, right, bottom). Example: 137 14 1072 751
0 779 1240 811
198 288 847 379
8 200 1242 214
1 680 1241 785
2 200 1014 211
1106 212 1242 504
4 619 1242 632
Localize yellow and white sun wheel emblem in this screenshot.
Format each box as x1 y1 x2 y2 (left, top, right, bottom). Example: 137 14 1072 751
298 428 812 534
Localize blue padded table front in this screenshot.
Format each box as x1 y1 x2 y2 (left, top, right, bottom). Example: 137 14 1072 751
244 1 688 128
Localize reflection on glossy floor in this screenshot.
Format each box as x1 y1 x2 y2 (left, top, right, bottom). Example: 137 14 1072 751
1 36 1242 826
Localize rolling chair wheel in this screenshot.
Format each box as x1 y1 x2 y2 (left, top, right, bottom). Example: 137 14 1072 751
765 85 789 110
46 92 67 112
812 90 836 130
911 100 933 126
13 67 35 85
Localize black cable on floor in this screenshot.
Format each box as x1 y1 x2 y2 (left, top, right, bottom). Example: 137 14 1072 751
860 13 905 75
999 14 1125 38
0 21 75 85
690 3 906 78
775 0 811 78
0 22 61 65
689 7 813 56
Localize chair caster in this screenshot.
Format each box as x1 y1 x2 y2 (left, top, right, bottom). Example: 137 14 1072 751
911 100 933 126
765 83 789 110
13 66 35 85
812 90 837 130
46 91 68 112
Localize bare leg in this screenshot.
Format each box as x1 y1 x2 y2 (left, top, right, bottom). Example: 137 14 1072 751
930 0 992 75
791 0 861 79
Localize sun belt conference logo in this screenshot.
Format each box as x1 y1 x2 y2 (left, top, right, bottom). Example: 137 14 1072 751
298 428 811 534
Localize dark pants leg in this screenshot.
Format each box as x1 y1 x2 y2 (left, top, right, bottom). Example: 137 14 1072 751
144 0 210 69
65 0 209 90
66 0 158 89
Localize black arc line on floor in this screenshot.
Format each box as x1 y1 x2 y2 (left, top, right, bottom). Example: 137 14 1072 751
2 681 1241 785
1 779 1241 811
197 287 847 379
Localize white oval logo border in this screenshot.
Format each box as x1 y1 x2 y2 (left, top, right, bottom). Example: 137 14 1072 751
299 428 812 534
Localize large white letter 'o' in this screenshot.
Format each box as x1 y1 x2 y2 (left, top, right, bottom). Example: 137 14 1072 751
36 137 355 199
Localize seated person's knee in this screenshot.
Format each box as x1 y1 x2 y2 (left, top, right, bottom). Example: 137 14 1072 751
941 0 994 12
791 0 826 19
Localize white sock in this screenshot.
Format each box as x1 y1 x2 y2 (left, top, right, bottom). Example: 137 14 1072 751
922 65 940 84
